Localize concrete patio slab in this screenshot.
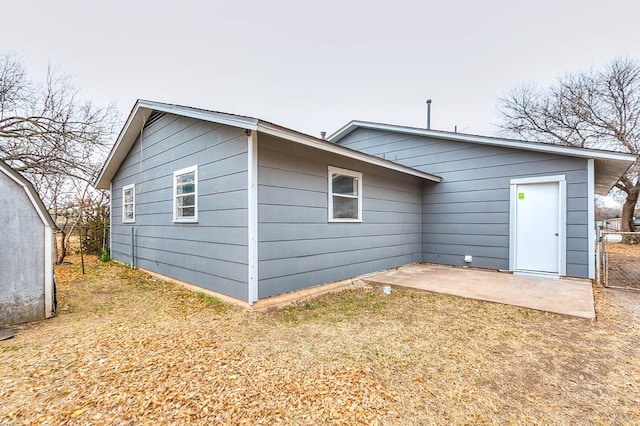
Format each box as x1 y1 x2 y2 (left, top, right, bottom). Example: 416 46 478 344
366 263 595 319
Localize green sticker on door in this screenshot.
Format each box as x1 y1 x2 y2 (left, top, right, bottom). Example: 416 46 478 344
518 192 525 200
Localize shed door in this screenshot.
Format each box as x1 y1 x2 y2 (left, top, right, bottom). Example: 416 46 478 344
514 181 560 273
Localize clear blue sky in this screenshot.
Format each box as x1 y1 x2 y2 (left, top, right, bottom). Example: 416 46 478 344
3 0 640 138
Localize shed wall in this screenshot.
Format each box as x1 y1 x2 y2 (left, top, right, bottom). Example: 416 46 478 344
0 172 46 324
257 134 422 298
110 113 249 300
336 128 590 277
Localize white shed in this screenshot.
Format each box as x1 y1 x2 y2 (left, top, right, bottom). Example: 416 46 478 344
0 160 56 325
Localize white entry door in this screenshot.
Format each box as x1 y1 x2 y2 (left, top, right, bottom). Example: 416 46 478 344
512 180 563 274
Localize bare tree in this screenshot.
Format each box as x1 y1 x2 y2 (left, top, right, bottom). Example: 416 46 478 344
499 57 640 233
0 53 118 262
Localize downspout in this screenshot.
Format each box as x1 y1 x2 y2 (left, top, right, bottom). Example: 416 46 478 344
130 226 135 269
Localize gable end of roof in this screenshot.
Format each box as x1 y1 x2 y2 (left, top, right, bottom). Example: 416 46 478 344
95 101 442 189
0 161 56 229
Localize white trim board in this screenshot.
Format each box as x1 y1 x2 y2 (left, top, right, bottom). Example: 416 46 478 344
587 159 595 279
247 131 259 304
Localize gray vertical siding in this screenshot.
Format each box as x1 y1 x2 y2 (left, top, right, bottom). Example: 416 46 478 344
0 172 46 325
111 113 249 300
257 134 422 298
337 128 590 278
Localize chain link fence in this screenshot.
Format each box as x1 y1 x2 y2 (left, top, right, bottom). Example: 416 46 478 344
597 230 640 290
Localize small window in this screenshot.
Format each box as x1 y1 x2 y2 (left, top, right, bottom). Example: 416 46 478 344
328 166 362 222
122 184 135 223
173 165 198 222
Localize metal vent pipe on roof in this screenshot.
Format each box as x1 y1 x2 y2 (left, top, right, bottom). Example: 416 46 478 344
320 131 326 140
426 99 432 130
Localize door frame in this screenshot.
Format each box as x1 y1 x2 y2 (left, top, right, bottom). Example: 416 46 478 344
509 175 566 276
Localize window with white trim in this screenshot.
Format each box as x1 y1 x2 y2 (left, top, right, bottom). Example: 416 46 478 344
122 184 135 223
328 166 362 222
173 165 198 222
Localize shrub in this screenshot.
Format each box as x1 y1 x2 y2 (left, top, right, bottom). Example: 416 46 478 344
99 248 111 262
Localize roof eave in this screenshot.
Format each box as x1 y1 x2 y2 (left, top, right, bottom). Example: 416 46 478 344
95 101 148 189
330 121 638 163
331 121 638 195
328 120 359 142
96 102 441 189
257 121 441 182
95 100 260 189
594 157 635 195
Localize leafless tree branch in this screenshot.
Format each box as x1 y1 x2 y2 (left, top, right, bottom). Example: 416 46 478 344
0 52 118 262
498 57 640 232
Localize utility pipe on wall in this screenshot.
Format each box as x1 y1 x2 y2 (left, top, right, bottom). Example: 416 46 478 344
130 226 135 269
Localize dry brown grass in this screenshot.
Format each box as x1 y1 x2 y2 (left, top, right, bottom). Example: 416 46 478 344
1 256 640 425
604 243 640 290
606 242 640 256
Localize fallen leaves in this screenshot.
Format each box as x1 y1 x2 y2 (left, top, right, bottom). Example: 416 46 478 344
604 243 640 289
0 255 639 424
70 407 86 419
0 258 397 424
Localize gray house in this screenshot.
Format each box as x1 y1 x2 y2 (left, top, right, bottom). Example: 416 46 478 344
329 121 636 279
0 160 56 325
95 100 635 306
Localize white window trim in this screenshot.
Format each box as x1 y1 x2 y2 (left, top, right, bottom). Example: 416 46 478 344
122 184 135 223
328 166 363 223
173 165 198 223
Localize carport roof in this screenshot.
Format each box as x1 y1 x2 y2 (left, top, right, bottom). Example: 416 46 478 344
330 120 638 195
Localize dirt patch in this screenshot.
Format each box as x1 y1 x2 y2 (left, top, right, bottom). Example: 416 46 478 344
1 257 639 424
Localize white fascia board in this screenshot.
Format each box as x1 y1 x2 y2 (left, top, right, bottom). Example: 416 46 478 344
328 120 359 141
95 100 260 189
257 122 441 182
137 100 259 130
331 121 638 163
95 102 149 189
